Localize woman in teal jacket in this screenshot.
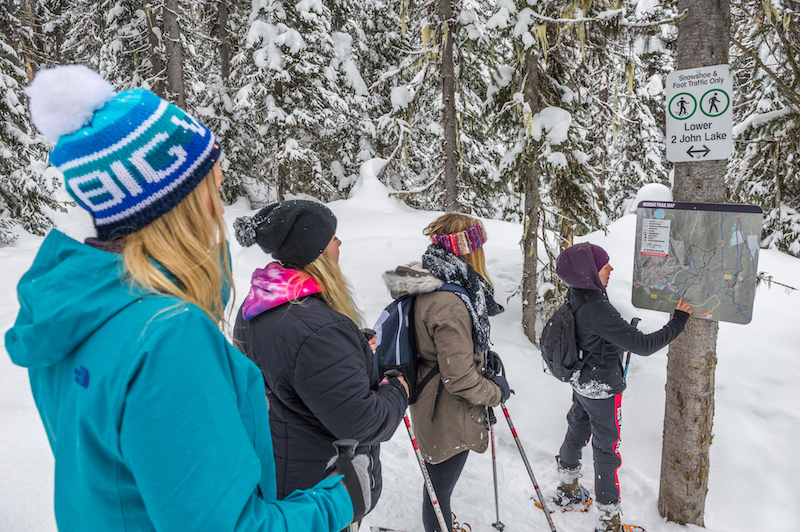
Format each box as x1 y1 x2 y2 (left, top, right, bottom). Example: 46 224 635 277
5 65 364 532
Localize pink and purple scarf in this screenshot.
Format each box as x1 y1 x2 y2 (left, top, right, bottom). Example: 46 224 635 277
241 261 322 320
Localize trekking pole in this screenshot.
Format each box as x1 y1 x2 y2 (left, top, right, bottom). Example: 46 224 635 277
623 317 641 379
490 422 504 531
331 440 361 532
500 402 558 532
402 412 449 532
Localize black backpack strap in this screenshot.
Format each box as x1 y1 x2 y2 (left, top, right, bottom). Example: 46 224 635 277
416 363 443 421
568 294 588 362
417 363 440 393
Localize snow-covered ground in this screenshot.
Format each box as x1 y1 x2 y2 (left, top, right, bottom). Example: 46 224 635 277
2 171 798 532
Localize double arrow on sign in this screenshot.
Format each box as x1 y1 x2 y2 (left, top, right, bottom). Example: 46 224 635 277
686 145 711 158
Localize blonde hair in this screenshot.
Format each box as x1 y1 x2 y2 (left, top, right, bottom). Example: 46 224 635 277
298 250 364 326
118 171 233 325
424 212 493 287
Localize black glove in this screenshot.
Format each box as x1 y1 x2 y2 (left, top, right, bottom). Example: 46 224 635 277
491 374 511 403
485 350 504 378
324 440 371 522
382 369 409 403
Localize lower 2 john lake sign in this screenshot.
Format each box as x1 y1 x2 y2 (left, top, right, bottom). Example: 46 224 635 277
632 201 763 324
665 64 732 163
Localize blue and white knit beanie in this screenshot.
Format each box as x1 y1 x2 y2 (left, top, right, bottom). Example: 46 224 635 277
25 65 221 240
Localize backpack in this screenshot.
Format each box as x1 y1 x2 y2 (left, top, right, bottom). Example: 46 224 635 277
373 283 469 404
539 298 587 382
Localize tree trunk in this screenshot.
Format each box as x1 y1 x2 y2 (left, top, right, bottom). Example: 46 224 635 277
440 0 458 211
278 163 288 202
20 0 40 80
521 52 542 343
774 141 781 211
658 0 729 525
218 0 230 81
145 3 165 97
164 0 185 109
50 0 64 65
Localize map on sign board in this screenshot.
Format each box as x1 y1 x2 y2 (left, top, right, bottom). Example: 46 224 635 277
632 201 763 324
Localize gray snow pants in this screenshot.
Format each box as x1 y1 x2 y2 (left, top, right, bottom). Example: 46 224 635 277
557 392 623 505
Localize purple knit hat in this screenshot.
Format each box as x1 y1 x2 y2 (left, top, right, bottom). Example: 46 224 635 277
556 242 606 291
592 245 610 272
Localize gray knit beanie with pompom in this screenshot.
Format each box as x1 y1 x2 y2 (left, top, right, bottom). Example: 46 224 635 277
234 200 337 268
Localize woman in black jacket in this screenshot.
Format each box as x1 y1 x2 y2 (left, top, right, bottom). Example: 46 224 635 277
232 200 408 511
552 242 692 532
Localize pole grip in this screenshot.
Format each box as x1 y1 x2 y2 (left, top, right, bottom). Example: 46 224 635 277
333 439 358 460
624 318 641 379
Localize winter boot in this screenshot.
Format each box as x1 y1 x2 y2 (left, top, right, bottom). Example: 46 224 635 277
595 500 622 532
552 456 592 511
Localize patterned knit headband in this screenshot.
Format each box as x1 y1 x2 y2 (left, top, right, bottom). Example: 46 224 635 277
430 219 487 256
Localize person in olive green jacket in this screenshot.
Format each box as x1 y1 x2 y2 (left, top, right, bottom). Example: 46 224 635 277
382 213 511 532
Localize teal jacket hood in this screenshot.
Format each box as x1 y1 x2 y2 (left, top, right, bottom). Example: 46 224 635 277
6 230 147 368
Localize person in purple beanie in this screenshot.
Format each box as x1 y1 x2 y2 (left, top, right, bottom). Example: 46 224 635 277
550 242 692 532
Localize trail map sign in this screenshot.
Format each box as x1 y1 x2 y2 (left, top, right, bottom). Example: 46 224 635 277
632 201 763 324
665 65 733 162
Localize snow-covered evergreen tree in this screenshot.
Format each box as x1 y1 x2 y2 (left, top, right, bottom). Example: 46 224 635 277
191 1 260 203
231 0 375 203
0 0 64 243
602 4 676 218
92 1 167 92
59 0 107 71
729 0 800 256
372 0 502 216
487 0 602 240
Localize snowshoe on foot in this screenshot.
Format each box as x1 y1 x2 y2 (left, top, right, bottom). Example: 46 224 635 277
594 523 646 532
534 485 593 513
451 512 472 532
594 501 645 532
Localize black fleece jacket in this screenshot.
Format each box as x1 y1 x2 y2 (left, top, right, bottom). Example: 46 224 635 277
569 287 690 398
233 295 408 502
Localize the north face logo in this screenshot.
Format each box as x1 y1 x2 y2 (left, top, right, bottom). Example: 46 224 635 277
74 366 90 389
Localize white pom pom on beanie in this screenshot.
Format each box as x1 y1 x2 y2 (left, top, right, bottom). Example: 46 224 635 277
25 64 116 142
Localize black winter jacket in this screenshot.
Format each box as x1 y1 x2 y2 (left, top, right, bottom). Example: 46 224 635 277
569 287 690 398
233 295 408 502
